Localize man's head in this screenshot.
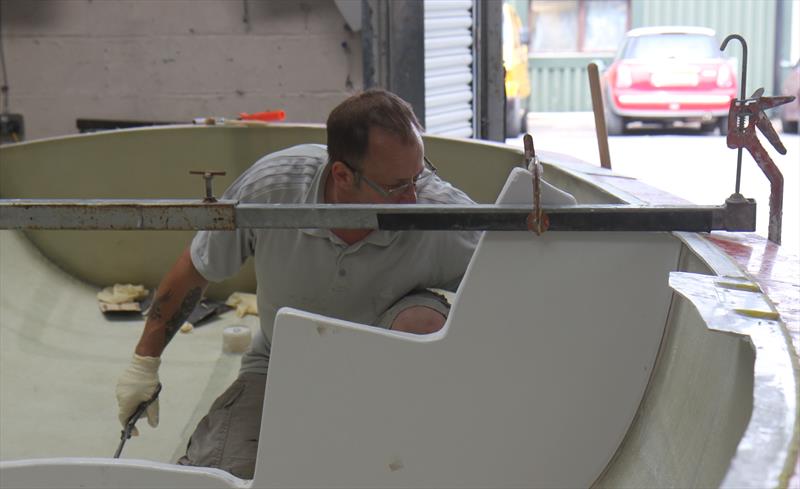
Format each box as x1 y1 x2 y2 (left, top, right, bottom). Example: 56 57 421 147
326 89 426 204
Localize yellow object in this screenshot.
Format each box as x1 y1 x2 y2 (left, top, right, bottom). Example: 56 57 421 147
503 3 531 100
225 292 258 318
733 308 780 320
97 284 149 304
716 280 761 292
180 322 194 334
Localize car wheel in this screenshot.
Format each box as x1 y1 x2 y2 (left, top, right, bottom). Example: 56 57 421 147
505 97 522 138
603 88 627 135
605 107 626 136
520 109 529 134
700 117 728 136
717 116 729 136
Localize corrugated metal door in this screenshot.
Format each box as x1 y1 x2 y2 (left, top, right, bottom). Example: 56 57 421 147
424 0 474 138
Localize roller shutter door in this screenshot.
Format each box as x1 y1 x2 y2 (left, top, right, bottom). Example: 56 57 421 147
424 0 474 138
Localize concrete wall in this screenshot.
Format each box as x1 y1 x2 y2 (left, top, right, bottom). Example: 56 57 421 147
0 0 363 140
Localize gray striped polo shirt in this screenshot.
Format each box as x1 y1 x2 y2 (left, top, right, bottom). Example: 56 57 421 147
190 144 480 375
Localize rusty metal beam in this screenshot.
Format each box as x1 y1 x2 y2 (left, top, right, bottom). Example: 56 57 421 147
0 200 236 230
0 199 756 233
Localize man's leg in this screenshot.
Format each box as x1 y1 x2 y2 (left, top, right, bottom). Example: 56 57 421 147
176 372 266 479
375 290 451 334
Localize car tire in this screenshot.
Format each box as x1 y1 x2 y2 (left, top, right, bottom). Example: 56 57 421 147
782 119 799 134
505 97 522 138
700 120 716 134
603 88 626 135
605 107 626 136
717 116 729 136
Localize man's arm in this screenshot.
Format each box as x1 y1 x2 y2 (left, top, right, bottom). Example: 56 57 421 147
135 247 208 357
116 247 208 433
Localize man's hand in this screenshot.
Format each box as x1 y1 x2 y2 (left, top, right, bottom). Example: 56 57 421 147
116 354 161 436
117 247 207 434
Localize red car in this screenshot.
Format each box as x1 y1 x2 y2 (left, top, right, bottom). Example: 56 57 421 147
603 26 737 135
779 59 799 134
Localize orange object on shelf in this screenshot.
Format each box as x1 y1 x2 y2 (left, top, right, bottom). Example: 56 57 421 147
239 110 286 122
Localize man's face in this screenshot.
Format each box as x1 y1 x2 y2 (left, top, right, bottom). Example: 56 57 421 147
344 126 424 204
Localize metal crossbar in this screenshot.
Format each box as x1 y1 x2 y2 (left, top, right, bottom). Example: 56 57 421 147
0 199 756 233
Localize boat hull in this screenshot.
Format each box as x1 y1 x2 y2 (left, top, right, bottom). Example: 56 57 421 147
0 125 796 488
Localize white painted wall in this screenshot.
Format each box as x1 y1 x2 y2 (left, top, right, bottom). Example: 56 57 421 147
0 0 362 140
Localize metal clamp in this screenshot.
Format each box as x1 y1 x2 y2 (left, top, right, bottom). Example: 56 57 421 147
523 134 549 235
720 34 795 244
190 171 226 203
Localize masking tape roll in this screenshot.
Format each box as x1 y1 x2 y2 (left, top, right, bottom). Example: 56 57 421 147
222 326 252 353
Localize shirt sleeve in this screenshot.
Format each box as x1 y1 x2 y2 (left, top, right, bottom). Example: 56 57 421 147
418 173 482 292
190 179 256 283
433 229 481 292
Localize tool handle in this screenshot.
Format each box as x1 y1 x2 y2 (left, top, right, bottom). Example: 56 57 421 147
114 383 162 458
122 382 161 440
239 110 286 122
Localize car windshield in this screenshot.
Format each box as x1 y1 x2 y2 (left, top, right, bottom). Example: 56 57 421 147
623 33 720 60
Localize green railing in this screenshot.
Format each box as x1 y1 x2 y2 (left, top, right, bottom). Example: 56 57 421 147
527 55 614 112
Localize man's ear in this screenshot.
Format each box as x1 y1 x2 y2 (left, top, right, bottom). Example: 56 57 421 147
330 161 354 187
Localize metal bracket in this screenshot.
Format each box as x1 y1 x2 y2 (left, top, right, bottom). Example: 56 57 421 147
189 171 226 202
723 193 758 234
523 134 549 235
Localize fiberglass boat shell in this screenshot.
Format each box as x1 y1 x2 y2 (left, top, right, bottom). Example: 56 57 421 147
0 125 796 488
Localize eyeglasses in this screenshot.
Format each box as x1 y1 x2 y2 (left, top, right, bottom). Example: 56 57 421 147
341 156 439 198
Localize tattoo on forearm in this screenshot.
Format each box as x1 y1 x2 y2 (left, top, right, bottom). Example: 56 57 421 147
148 290 173 322
163 286 202 344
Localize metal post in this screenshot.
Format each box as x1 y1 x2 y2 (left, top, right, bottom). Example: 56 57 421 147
720 35 748 195
362 0 425 122
474 0 504 141
588 63 612 170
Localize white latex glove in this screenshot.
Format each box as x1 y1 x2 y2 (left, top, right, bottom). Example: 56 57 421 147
116 354 161 436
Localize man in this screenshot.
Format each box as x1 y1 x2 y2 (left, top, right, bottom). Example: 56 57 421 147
115 89 479 478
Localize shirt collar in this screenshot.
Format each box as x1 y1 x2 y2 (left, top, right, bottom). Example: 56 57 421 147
299 162 399 248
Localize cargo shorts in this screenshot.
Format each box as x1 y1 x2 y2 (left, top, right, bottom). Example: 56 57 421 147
176 289 451 479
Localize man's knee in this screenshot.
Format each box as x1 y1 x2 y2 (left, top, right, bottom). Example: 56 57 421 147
391 305 446 334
